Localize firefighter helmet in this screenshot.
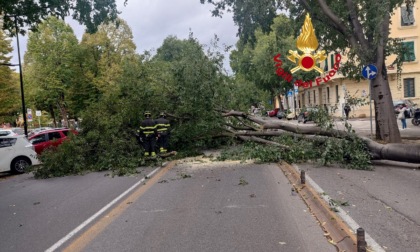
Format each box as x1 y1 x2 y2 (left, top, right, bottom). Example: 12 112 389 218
144 111 151 117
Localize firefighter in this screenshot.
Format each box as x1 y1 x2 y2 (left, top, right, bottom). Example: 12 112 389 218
139 111 157 157
155 112 170 153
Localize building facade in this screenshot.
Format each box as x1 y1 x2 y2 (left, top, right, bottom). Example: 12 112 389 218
292 2 420 118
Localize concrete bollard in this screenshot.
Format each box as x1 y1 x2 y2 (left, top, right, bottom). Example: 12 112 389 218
300 170 305 184
357 227 367 252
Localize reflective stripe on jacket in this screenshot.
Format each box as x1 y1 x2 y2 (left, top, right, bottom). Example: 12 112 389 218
140 118 157 135
155 117 170 133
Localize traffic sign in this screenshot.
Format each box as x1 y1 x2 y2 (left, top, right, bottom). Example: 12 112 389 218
36 110 42 116
362 64 378 79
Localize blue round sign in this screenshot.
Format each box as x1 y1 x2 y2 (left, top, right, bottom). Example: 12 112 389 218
362 64 378 80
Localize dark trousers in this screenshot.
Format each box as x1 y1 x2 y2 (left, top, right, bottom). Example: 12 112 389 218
143 135 156 156
157 132 169 152
344 110 350 119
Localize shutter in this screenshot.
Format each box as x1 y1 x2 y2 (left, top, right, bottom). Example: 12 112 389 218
401 6 415 25
403 42 415 61
402 6 410 25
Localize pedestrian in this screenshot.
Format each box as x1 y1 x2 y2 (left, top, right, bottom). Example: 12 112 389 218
155 112 171 153
397 104 407 129
343 103 351 120
139 111 157 157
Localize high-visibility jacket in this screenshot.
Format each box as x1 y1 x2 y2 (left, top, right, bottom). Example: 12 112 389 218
155 117 170 134
139 118 157 136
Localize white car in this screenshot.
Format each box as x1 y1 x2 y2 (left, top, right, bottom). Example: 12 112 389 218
0 128 25 136
0 135 40 173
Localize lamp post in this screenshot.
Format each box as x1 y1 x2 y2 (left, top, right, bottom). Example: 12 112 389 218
14 17 28 137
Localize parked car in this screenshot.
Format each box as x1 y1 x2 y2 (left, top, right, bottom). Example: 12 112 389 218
393 99 417 118
28 127 53 137
267 108 280 117
276 109 287 119
0 127 25 136
298 107 319 123
28 128 77 154
0 135 40 173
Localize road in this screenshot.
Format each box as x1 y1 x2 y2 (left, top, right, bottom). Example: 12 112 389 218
275 116 420 251
0 161 336 252
299 163 420 252
1 117 418 251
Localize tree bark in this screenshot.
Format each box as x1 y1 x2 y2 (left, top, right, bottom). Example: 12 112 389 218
222 110 420 164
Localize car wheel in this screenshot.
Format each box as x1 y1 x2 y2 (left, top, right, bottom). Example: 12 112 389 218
11 157 31 174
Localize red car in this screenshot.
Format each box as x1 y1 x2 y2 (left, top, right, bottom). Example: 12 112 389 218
267 108 280 117
28 128 77 154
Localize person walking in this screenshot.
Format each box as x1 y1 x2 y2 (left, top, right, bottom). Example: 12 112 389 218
139 111 157 157
397 104 407 129
155 112 171 153
343 103 351 120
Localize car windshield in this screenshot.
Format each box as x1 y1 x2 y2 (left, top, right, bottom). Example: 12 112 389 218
0 131 11 136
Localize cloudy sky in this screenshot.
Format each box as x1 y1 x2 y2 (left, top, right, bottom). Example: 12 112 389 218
10 0 238 73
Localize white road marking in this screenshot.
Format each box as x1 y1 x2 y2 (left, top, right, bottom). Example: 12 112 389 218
292 164 385 252
45 167 161 252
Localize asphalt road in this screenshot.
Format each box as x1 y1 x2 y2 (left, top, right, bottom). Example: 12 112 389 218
1 117 418 252
76 161 335 252
0 161 336 252
299 163 420 252
0 167 156 252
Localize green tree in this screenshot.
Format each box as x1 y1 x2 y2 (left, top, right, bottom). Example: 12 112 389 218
0 29 20 123
202 0 415 143
200 0 278 44
230 15 316 107
152 35 229 149
79 18 136 98
1 0 121 34
24 16 80 127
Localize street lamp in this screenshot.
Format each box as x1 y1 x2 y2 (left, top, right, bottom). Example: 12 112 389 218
0 16 28 137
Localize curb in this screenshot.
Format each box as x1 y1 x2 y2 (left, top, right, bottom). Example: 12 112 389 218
278 162 357 251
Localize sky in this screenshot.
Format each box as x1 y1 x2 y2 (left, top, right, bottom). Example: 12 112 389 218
9 0 238 74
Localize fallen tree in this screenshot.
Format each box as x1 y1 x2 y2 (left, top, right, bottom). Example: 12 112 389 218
222 110 420 166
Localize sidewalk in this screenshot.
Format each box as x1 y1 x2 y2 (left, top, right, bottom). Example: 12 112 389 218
296 162 420 252
281 117 420 141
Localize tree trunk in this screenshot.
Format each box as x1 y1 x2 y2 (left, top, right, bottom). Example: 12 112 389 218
373 50 401 143
222 110 420 164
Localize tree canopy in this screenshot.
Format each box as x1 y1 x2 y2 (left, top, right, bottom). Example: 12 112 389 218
202 0 416 143
0 29 20 122
1 0 122 34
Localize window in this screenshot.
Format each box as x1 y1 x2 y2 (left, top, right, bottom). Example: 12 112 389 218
48 132 62 140
402 41 416 62
308 91 311 104
335 85 339 103
313 90 316 104
30 134 47 145
330 54 334 70
302 93 305 106
0 138 16 148
323 58 328 71
401 6 415 26
404 78 415 97
327 87 330 103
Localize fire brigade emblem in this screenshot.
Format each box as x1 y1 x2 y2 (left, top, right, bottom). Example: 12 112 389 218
287 14 327 74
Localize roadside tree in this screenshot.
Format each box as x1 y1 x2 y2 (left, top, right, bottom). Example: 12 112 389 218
0 30 20 123
24 17 80 127
201 0 415 143
1 0 120 34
